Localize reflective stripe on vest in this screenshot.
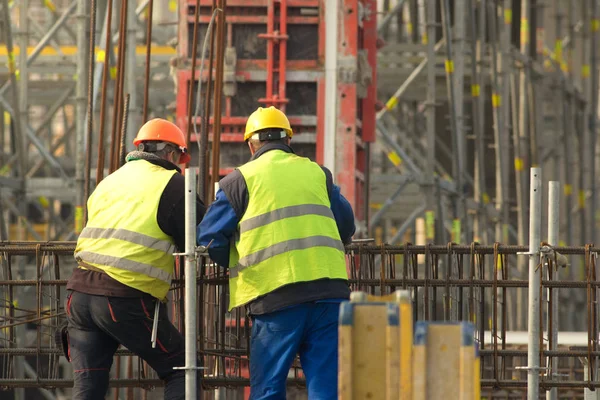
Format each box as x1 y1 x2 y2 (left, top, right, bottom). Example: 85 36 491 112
239 204 334 233
74 251 172 283
230 235 345 278
78 227 176 254
228 150 348 310
74 160 177 300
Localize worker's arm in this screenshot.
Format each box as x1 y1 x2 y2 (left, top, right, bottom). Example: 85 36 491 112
158 173 207 252
330 184 356 244
197 189 239 267
321 166 356 244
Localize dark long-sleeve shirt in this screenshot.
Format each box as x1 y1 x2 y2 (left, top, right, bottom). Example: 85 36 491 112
67 156 206 297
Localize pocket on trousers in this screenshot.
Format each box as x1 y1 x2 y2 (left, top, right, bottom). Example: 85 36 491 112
105 297 150 323
255 306 306 334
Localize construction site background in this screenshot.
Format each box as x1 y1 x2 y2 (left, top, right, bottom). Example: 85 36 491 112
0 0 600 398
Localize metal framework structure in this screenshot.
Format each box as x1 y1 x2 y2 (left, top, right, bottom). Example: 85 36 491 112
372 0 600 332
0 0 177 243
0 241 599 398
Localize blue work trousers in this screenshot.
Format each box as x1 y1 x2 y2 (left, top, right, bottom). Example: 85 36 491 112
249 302 341 400
66 290 197 400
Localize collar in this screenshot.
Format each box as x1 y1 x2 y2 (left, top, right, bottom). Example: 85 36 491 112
125 151 182 173
250 142 295 161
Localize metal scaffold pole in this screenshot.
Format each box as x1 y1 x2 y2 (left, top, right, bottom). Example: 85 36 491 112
469 0 487 244
526 167 542 400
440 0 466 244
547 181 560 400
424 0 437 243
580 0 591 244
591 0 600 244
75 0 89 234
182 168 198 400
514 0 532 331
499 0 512 246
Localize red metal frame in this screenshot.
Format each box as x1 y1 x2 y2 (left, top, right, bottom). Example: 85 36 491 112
257 0 289 108
332 0 377 223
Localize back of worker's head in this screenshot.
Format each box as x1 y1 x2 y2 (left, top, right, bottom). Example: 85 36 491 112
244 106 293 155
133 118 191 165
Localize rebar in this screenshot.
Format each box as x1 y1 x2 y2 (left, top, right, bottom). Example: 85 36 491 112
197 4 218 202
185 0 202 161
142 0 154 124
96 0 114 186
1 240 600 394
109 0 128 174
209 1 226 203
82 0 97 227
119 93 131 167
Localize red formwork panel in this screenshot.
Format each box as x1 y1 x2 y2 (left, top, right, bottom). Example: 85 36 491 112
175 2 377 221
176 0 323 170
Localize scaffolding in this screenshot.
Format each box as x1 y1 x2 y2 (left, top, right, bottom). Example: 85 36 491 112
0 0 177 243
372 0 600 332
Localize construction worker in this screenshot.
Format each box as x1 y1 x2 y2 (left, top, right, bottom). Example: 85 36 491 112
197 106 355 399
65 119 205 400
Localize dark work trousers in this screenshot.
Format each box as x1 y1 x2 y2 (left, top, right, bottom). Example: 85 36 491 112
66 290 197 400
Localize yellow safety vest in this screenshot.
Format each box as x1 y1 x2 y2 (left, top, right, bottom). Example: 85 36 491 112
74 160 178 300
228 149 348 310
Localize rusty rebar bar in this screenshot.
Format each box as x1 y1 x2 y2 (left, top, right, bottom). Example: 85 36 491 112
209 1 226 203
83 0 97 226
4 241 600 393
142 0 154 124
119 94 131 167
96 0 114 185
185 0 202 160
200 1 217 202
109 0 128 173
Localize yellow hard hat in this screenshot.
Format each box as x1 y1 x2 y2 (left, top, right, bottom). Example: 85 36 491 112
244 106 293 141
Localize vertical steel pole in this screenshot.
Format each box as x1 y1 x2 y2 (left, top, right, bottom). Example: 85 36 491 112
516 1 532 331
424 0 437 243
500 0 512 245
125 0 139 145
580 0 591 244
490 0 506 242
324 0 339 175
469 0 487 244
18 0 28 181
15 2 28 399
591 0 599 245
75 0 89 234
527 167 542 400
440 0 465 243
547 181 559 400
184 168 197 400
453 0 467 243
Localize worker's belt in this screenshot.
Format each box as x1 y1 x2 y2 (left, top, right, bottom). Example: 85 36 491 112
77 260 109 275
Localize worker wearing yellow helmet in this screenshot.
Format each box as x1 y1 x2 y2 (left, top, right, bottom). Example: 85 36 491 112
198 106 356 399
65 118 205 399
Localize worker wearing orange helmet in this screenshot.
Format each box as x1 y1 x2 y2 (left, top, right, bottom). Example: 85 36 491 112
65 118 205 399
198 106 356 399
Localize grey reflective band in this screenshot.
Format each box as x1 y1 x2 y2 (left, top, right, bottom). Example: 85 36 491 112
234 235 344 273
74 251 173 283
239 204 335 233
79 227 175 254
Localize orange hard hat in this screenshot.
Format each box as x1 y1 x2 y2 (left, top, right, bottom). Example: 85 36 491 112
133 118 191 164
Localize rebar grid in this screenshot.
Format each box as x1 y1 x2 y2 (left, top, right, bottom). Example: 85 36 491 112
0 241 599 398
